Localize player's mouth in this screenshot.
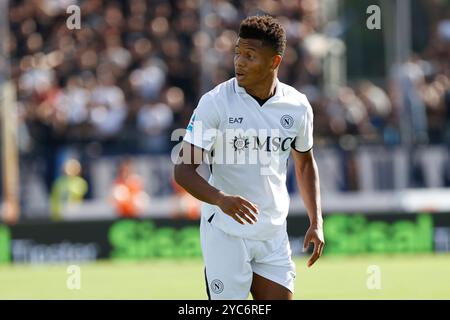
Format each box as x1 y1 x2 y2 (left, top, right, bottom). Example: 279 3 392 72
235 72 245 81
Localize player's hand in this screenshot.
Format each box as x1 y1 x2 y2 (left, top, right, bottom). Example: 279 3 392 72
216 194 259 225
303 223 325 268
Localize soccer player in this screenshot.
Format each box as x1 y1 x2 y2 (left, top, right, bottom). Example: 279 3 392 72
174 15 324 300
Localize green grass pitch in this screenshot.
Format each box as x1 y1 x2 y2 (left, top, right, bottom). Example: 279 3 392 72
1 254 449 299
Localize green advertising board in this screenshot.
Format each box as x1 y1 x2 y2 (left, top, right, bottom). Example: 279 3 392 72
0 225 11 263
0 212 444 264
108 219 202 260
323 213 433 254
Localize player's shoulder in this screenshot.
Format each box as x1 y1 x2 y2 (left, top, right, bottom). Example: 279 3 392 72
279 81 313 112
200 78 235 102
195 79 235 117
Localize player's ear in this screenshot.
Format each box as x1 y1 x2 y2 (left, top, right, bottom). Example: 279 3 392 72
271 55 282 71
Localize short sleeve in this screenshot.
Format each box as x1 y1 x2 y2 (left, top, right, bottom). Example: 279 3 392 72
293 97 314 152
183 94 220 151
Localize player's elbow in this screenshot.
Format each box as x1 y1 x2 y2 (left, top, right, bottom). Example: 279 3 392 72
294 155 315 176
173 163 192 187
173 163 184 186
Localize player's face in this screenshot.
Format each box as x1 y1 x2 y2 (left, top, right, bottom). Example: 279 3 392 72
234 38 277 87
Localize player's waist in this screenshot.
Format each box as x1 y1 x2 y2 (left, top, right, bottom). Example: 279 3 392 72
212 213 287 241
201 204 287 240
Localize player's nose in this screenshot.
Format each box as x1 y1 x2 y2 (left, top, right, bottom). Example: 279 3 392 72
234 56 246 69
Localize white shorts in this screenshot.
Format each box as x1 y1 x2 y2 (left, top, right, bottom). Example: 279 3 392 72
200 214 296 300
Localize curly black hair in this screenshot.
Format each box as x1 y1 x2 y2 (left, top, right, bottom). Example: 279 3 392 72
238 15 286 56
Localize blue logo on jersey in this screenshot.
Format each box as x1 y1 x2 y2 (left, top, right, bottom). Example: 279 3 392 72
186 114 196 132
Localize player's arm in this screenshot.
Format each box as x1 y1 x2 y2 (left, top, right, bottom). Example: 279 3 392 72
291 148 325 267
173 141 259 224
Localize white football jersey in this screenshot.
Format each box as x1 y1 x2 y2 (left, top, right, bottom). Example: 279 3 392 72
183 78 313 240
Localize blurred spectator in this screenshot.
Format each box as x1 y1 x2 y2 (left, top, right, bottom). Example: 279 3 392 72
11 0 449 151
61 75 90 126
50 158 88 221
130 57 167 101
137 100 174 153
89 67 127 139
6 0 450 205
356 80 395 144
111 158 150 218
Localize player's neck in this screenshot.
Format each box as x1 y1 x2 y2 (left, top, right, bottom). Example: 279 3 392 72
243 76 277 100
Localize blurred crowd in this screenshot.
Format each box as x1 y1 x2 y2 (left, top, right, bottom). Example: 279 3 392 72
6 0 450 197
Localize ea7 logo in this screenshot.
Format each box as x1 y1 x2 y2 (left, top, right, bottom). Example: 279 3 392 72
229 117 243 124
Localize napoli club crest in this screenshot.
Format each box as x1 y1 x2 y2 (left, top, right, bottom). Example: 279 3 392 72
210 279 224 294
281 115 294 129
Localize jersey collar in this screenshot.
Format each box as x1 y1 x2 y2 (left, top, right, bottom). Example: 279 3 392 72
233 78 283 98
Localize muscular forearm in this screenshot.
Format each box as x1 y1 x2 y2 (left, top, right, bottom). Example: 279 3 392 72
174 164 225 206
295 158 323 226
173 142 258 225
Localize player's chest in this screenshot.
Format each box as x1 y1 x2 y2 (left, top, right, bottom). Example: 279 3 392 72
219 97 299 133
216 98 299 153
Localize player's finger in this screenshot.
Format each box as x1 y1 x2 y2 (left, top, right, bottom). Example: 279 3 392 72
303 235 311 252
227 211 244 224
312 239 320 256
236 209 254 224
240 198 259 214
238 205 258 223
307 251 320 267
234 214 245 224
318 242 325 257
308 241 321 267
